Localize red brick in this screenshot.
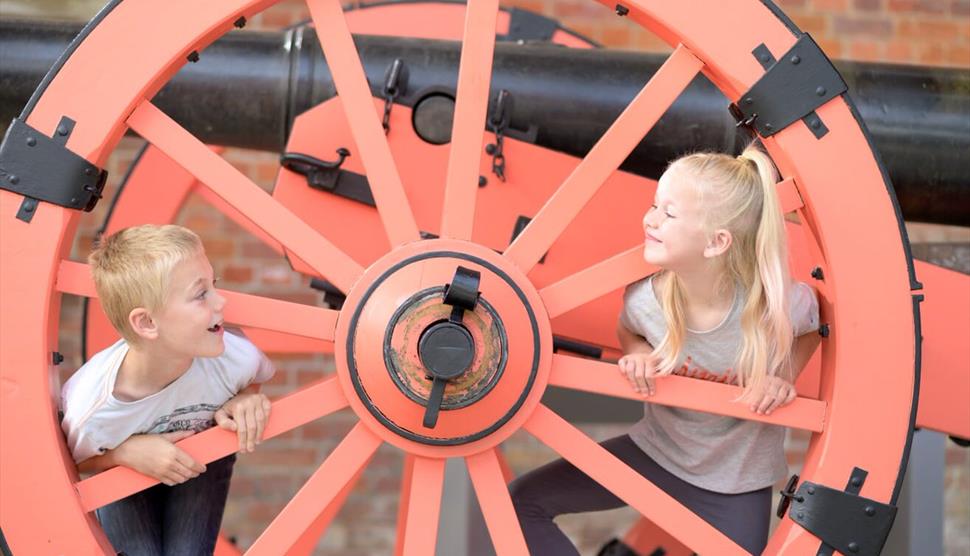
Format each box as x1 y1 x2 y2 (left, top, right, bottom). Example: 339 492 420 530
793 14 829 34
241 241 280 259
601 25 632 47
833 16 893 37
952 0 970 15
220 264 253 284
849 39 883 60
203 238 235 257
242 447 318 466
855 0 883 8
777 0 809 7
919 42 947 63
885 39 915 61
888 0 947 12
946 44 970 65
816 37 845 57
813 0 849 11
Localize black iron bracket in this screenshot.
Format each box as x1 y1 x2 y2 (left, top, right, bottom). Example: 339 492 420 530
281 148 376 207
501 8 558 43
0 117 107 223
788 467 897 556
730 34 846 139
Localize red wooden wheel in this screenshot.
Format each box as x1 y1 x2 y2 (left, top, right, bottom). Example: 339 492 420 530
0 1 919 554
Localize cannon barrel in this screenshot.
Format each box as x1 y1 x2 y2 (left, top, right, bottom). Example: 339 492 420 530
2 19 967 225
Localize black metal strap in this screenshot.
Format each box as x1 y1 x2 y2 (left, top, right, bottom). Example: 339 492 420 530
281 148 376 207
789 468 897 556
0 117 107 222
730 34 846 138
502 8 558 43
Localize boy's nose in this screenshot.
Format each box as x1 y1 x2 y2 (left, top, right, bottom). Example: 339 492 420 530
213 290 227 310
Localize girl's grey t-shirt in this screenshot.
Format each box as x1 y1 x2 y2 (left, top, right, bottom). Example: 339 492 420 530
620 275 819 494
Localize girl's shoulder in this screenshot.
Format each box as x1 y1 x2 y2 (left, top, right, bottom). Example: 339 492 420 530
624 272 662 305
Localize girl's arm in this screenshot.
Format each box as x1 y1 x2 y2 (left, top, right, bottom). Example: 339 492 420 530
617 320 654 355
789 332 821 381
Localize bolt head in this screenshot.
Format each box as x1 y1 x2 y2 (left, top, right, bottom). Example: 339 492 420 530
807 486 816 495
865 506 876 516
57 125 68 136
848 542 859 553
26 137 36 147
791 55 801 64
8 175 18 185
816 86 827 96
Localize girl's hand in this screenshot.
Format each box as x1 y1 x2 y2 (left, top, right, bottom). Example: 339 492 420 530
617 353 660 396
215 392 272 453
747 376 797 415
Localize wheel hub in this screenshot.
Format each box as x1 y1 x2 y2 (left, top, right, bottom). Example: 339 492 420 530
335 239 553 452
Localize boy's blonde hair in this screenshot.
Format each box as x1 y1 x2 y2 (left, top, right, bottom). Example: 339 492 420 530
652 144 793 398
89 225 204 343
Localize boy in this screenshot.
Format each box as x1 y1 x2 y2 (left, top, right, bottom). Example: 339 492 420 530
61 224 274 556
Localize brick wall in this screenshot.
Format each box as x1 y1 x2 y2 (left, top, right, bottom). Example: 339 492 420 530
23 0 967 553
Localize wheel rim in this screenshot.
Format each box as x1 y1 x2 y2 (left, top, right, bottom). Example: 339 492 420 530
0 1 919 554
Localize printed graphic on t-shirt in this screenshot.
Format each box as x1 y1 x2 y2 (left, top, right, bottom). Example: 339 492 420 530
673 356 737 384
146 403 222 434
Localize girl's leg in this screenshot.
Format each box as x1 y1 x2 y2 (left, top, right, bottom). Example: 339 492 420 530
96 485 164 556
161 453 236 556
509 435 646 556
510 434 772 556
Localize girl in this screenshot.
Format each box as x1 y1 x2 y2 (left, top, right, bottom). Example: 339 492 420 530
510 145 821 555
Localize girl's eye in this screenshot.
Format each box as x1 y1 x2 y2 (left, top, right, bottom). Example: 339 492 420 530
665 211 675 219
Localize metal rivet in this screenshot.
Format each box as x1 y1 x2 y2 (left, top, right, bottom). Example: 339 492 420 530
187 50 200 63
23 202 34 213
851 476 862 487
807 486 816 495
615 4 629 16
478 176 487 187
57 125 68 136
765 123 774 131
70 197 77 204
811 267 824 280
8 175 19 185
810 119 821 129
760 54 771 63
233 16 247 28
26 136 36 147
819 324 830 337
485 144 497 155
744 97 754 105
797 511 804 519
84 168 93 176
865 506 876 516
791 55 801 64
816 86 827 96
848 542 859 553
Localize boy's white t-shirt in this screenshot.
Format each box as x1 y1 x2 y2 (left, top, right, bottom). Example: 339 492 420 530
61 331 275 463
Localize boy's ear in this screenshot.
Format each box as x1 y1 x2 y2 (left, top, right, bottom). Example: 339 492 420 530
704 229 732 258
128 308 159 341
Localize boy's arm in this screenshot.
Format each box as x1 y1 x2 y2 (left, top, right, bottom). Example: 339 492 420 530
75 431 204 485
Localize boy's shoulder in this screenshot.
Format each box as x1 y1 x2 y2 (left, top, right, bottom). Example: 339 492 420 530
61 339 127 409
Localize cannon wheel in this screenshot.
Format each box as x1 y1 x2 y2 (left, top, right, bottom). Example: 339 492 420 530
0 0 920 554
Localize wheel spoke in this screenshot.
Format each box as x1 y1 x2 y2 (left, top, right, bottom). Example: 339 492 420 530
194 186 284 256
548 353 825 432
393 454 416 556
439 0 501 240
305 0 420 247
77 376 349 512
539 243 656 319
400 457 446 555
57 261 338 342
247 423 382 555
126 101 363 293
523 404 749 556
466 448 529 555
504 45 703 273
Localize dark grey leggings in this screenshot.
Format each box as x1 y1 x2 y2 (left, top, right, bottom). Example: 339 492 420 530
509 435 771 555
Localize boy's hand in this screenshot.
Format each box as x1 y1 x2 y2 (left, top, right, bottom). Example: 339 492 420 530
746 375 797 415
113 431 206 486
215 392 271 453
618 353 660 396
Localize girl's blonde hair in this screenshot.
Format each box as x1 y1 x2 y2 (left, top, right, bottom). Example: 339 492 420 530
652 144 793 397
88 224 203 344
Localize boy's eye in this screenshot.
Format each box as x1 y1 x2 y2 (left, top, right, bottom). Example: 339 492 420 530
197 289 208 300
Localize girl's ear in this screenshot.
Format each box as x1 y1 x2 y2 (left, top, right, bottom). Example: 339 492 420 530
129 308 159 341
704 229 733 258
